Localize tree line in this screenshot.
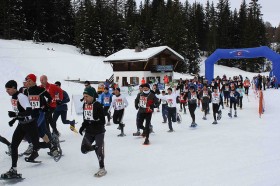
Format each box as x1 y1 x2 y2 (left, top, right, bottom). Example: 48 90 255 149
0 0 278 74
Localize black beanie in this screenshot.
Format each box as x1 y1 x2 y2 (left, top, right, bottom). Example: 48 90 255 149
5 80 17 89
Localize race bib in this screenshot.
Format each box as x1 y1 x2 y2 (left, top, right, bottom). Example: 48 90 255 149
191 93 197 100
203 91 208 97
230 92 234 97
115 98 123 108
212 93 219 103
29 95 40 109
11 99 19 112
84 104 93 120
225 87 229 91
180 96 184 101
167 99 173 107
104 97 110 104
162 100 167 104
139 96 147 108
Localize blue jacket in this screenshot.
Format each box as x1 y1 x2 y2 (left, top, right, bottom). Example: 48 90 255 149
229 90 240 103
55 90 70 111
100 92 112 107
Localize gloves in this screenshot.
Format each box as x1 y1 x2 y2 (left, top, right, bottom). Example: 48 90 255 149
8 111 17 118
42 105 50 112
80 98 84 102
8 118 16 127
56 100 62 105
79 126 85 136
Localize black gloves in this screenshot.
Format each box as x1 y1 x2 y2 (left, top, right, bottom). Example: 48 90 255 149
8 118 16 127
42 105 50 112
56 100 62 105
79 125 85 136
80 98 84 102
8 111 17 118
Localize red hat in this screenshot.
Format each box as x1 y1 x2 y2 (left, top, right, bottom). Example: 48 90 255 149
25 74 36 82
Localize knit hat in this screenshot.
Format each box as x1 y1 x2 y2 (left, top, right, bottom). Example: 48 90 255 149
189 85 195 90
5 80 17 89
83 87 95 97
55 81 61 87
142 83 150 89
115 87 120 92
25 74 36 82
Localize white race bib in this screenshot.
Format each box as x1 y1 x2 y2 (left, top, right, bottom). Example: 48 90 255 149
29 95 40 109
139 96 147 108
11 99 19 112
191 93 197 100
84 104 93 120
115 98 123 108
167 99 173 107
104 97 110 104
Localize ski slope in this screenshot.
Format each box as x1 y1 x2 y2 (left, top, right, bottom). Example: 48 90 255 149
0 39 280 186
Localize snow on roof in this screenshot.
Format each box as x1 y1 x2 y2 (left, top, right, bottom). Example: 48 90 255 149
104 46 185 62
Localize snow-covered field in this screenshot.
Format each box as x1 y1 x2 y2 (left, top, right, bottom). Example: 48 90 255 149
0 39 280 186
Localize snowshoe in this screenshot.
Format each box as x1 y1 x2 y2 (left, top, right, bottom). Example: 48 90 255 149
133 131 141 136
190 122 197 128
24 150 39 163
202 116 207 120
23 143 33 156
94 168 107 177
117 133 126 137
143 139 150 145
234 114 237 117
217 110 222 120
228 113 232 118
1 168 23 179
167 129 174 132
212 121 218 124
70 124 78 133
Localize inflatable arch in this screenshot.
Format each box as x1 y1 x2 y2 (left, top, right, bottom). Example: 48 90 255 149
205 46 280 83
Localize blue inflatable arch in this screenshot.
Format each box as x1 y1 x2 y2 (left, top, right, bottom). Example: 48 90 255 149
205 46 280 83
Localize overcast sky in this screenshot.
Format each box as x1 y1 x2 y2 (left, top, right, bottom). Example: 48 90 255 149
135 0 280 27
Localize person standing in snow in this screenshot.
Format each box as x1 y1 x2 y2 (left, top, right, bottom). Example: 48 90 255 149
199 84 212 120
1 80 40 179
39 75 63 136
100 87 112 126
156 87 179 132
79 87 107 177
236 84 245 110
211 86 223 124
228 85 240 118
134 83 158 144
187 86 198 127
23 74 59 158
53 81 77 132
109 88 128 137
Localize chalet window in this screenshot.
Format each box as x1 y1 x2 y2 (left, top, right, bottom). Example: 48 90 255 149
153 58 158 65
130 77 139 85
161 57 166 65
122 77 128 86
116 76 119 83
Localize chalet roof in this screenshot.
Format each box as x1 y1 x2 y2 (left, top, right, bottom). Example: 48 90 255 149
104 46 184 62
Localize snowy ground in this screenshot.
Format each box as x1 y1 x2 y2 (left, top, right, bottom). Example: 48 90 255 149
0 40 280 186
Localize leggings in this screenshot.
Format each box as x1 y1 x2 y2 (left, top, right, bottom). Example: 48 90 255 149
81 132 105 168
212 103 219 121
11 120 39 167
0 135 10 146
188 103 197 123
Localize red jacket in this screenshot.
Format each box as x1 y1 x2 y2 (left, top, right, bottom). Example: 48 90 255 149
40 83 63 108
